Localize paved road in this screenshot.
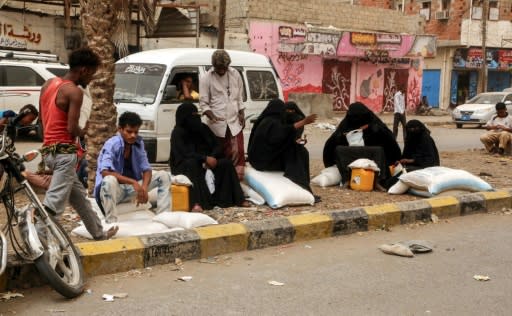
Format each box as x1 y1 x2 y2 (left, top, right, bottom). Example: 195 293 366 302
2 213 511 315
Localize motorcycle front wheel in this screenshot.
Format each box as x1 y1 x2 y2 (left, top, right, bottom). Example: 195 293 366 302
33 213 84 298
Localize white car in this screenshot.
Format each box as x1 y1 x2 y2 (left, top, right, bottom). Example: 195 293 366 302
451 92 512 128
0 50 69 138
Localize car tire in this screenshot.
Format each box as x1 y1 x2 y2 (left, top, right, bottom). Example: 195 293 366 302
456 123 463 129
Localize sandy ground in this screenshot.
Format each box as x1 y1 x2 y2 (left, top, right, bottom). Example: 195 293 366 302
3 118 512 244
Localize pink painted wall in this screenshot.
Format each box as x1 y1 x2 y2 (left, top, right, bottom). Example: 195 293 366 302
248 21 424 112
249 21 323 100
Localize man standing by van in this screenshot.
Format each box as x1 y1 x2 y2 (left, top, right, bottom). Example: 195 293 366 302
39 47 118 240
200 49 245 180
393 85 407 141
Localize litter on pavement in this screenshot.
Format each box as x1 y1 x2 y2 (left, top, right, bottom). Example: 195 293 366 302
268 280 285 286
379 240 434 257
0 291 24 301
473 275 491 281
177 276 193 282
102 293 128 302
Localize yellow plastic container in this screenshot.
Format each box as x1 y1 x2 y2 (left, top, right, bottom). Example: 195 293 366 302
350 168 375 192
170 184 190 212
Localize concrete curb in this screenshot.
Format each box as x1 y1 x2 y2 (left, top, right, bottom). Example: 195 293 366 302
2 189 510 291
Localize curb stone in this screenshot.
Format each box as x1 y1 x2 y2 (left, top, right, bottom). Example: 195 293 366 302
2 189 510 291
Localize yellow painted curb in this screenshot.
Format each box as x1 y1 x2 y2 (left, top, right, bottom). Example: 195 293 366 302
480 191 512 212
195 223 249 258
77 237 145 277
287 213 333 242
426 196 460 218
364 203 401 230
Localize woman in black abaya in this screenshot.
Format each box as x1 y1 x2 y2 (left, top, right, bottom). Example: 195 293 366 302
399 119 440 171
248 99 319 201
323 102 401 189
170 102 247 211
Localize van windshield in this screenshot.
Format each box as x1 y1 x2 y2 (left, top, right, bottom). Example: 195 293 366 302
114 63 166 104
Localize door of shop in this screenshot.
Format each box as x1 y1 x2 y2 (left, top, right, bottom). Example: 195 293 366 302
322 59 351 111
487 71 511 92
382 68 408 112
450 70 478 108
421 69 440 108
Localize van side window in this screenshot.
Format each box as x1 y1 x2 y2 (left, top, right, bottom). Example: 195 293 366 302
246 70 279 101
166 68 200 102
505 94 512 102
3 66 44 86
204 66 247 102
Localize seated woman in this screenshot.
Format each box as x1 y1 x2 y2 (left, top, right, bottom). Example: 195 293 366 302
177 75 199 101
399 119 439 172
248 99 320 202
170 102 247 212
323 102 401 190
284 101 307 142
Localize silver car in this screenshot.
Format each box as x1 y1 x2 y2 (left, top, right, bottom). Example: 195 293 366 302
451 92 512 128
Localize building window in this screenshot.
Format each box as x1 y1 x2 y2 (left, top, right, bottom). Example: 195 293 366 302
420 2 431 21
489 0 499 21
441 0 450 11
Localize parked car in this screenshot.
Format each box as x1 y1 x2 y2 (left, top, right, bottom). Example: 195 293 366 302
0 50 69 139
451 92 512 128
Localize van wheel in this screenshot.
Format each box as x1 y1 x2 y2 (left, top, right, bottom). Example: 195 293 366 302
456 123 462 129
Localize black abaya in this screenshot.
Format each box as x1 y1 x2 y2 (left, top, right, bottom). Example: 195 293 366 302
323 102 401 183
170 103 245 210
248 99 312 192
401 119 440 171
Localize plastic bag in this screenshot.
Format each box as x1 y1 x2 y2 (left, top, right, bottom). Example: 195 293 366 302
346 129 364 146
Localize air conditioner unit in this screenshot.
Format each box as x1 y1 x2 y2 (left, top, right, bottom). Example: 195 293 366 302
435 10 449 20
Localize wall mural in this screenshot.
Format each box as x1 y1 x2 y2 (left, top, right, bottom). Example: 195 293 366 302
249 21 429 112
322 59 351 111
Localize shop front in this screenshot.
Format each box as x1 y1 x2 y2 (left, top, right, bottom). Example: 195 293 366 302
452 47 512 106
248 21 436 112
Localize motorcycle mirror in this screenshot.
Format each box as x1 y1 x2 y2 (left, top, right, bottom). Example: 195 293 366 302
22 150 39 162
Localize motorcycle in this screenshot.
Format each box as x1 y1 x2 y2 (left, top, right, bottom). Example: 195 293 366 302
0 119 84 298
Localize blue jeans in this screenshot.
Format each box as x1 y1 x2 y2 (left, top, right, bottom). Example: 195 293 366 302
99 170 172 223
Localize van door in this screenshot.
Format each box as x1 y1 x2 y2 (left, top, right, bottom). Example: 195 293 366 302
157 66 200 162
0 65 45 112
243 67 282 125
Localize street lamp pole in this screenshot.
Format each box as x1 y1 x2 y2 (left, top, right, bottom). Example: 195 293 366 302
481 0 488 92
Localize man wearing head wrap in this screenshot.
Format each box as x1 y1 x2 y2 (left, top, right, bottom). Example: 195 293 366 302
199 49 245 180
170 102 247 211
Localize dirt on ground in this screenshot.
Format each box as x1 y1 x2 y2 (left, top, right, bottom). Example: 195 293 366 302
3 120 512 245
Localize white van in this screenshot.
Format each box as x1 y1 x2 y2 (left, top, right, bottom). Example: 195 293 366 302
114 48 283 163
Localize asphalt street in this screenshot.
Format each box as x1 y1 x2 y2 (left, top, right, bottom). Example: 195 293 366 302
2 213 511 315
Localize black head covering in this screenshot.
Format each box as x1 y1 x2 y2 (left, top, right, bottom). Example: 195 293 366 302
284 101 306 138
283 101 305 123
405 119 429 140
402 119 440 168
339 102 381 133
249 99 286 149
176 102 202 134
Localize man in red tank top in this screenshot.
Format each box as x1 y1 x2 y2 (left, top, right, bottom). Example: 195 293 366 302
39 47 118 240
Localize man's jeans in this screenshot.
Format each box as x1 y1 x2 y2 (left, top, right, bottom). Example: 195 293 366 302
43 153 105 240
100 170 172 223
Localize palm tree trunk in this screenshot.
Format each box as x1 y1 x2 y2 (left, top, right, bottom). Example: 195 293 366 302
80 0 118 193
